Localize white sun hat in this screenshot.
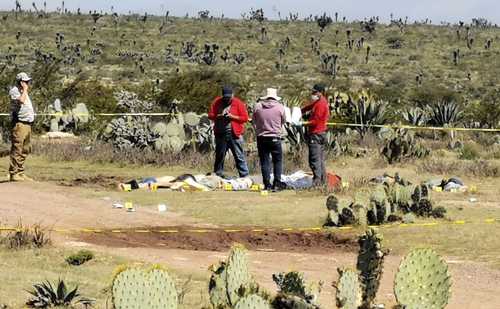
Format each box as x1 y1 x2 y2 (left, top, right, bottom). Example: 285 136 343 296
260 88 281 101
16 72 32 82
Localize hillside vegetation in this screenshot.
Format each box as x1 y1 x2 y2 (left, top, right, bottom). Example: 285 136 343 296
0 9 499 142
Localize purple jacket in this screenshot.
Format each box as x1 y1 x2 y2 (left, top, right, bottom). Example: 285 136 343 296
252 99 285 137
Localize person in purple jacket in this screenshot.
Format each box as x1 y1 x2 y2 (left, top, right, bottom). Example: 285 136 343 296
252 88 287 191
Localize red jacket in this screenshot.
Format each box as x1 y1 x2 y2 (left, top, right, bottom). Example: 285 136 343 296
301 95 330 134
208 96 249 137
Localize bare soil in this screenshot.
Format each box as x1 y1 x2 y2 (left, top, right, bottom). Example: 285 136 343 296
79 227 357 253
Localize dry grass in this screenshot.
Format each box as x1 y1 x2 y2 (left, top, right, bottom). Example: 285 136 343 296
0 245 209 308
419 157 499 177
1 221 51 250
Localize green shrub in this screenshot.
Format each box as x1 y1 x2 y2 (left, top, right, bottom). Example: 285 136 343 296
459 143 481 160
157 69 250 114
65 249 94 266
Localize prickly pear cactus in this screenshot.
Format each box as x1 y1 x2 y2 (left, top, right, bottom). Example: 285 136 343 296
326 195 339 211
389 183 414 213
184 112 201 127
370 186 390 224
226 244 253 306
411 184 430 203
234 294 270 309
352 204 368 226
112 266 178 309
326 210 340 226
394 248 451 309
152 122 168 136
356 228 385 309
335 268 362 309
208 262 230 308
340 207 356 225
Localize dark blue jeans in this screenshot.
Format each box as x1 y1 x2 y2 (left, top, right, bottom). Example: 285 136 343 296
214 134 249 177
257 136 283 190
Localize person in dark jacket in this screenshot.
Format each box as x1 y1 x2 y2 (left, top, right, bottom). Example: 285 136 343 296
301 84 330 186
208 86 250 178
252 88 287 191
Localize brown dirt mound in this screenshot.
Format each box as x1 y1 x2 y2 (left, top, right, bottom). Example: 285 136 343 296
80 227 357 253
56 174 127 189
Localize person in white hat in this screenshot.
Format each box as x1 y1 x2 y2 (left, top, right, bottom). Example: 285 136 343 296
8 72 35 182
252 88 287 191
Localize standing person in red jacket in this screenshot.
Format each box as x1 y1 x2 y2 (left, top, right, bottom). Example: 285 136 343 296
208 86 250 178
301 84 330 186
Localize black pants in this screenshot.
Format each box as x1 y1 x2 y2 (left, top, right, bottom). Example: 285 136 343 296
307 133 326 186
214 134 249 177
257 136 283 189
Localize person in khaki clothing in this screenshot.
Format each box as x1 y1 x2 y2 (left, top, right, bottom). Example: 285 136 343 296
9 72 35 182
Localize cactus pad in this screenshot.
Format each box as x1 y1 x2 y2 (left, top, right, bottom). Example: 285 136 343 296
234 294 270 309
394 248 451 309
184 112 201 127
335 268 362 309
226 244 253 305
326 195 339 211
152 122 168 136
112 266 178 309
208 262 230 308
166 121 182 136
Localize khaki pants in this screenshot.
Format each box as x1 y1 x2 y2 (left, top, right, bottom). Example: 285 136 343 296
9 122 32 176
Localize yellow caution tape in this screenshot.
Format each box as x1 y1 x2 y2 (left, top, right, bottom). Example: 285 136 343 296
0 218 497 235
1 112 498 132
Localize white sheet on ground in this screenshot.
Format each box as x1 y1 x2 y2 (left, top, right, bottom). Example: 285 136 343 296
222 177 253 191
270 170 313 190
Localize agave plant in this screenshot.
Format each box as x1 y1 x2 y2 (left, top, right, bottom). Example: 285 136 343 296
26 279 94 308
403 107 428 126
427 101 463 126
347 94 387 137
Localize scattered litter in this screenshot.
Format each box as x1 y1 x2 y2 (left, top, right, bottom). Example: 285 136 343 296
469 197 478 203
112 202 124 209
102 196 111 201
158 204 168 212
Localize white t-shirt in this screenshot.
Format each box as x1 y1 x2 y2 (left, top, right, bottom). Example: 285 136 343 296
10 86 35 123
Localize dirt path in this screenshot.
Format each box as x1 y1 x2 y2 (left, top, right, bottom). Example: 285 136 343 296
0 182 203 229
